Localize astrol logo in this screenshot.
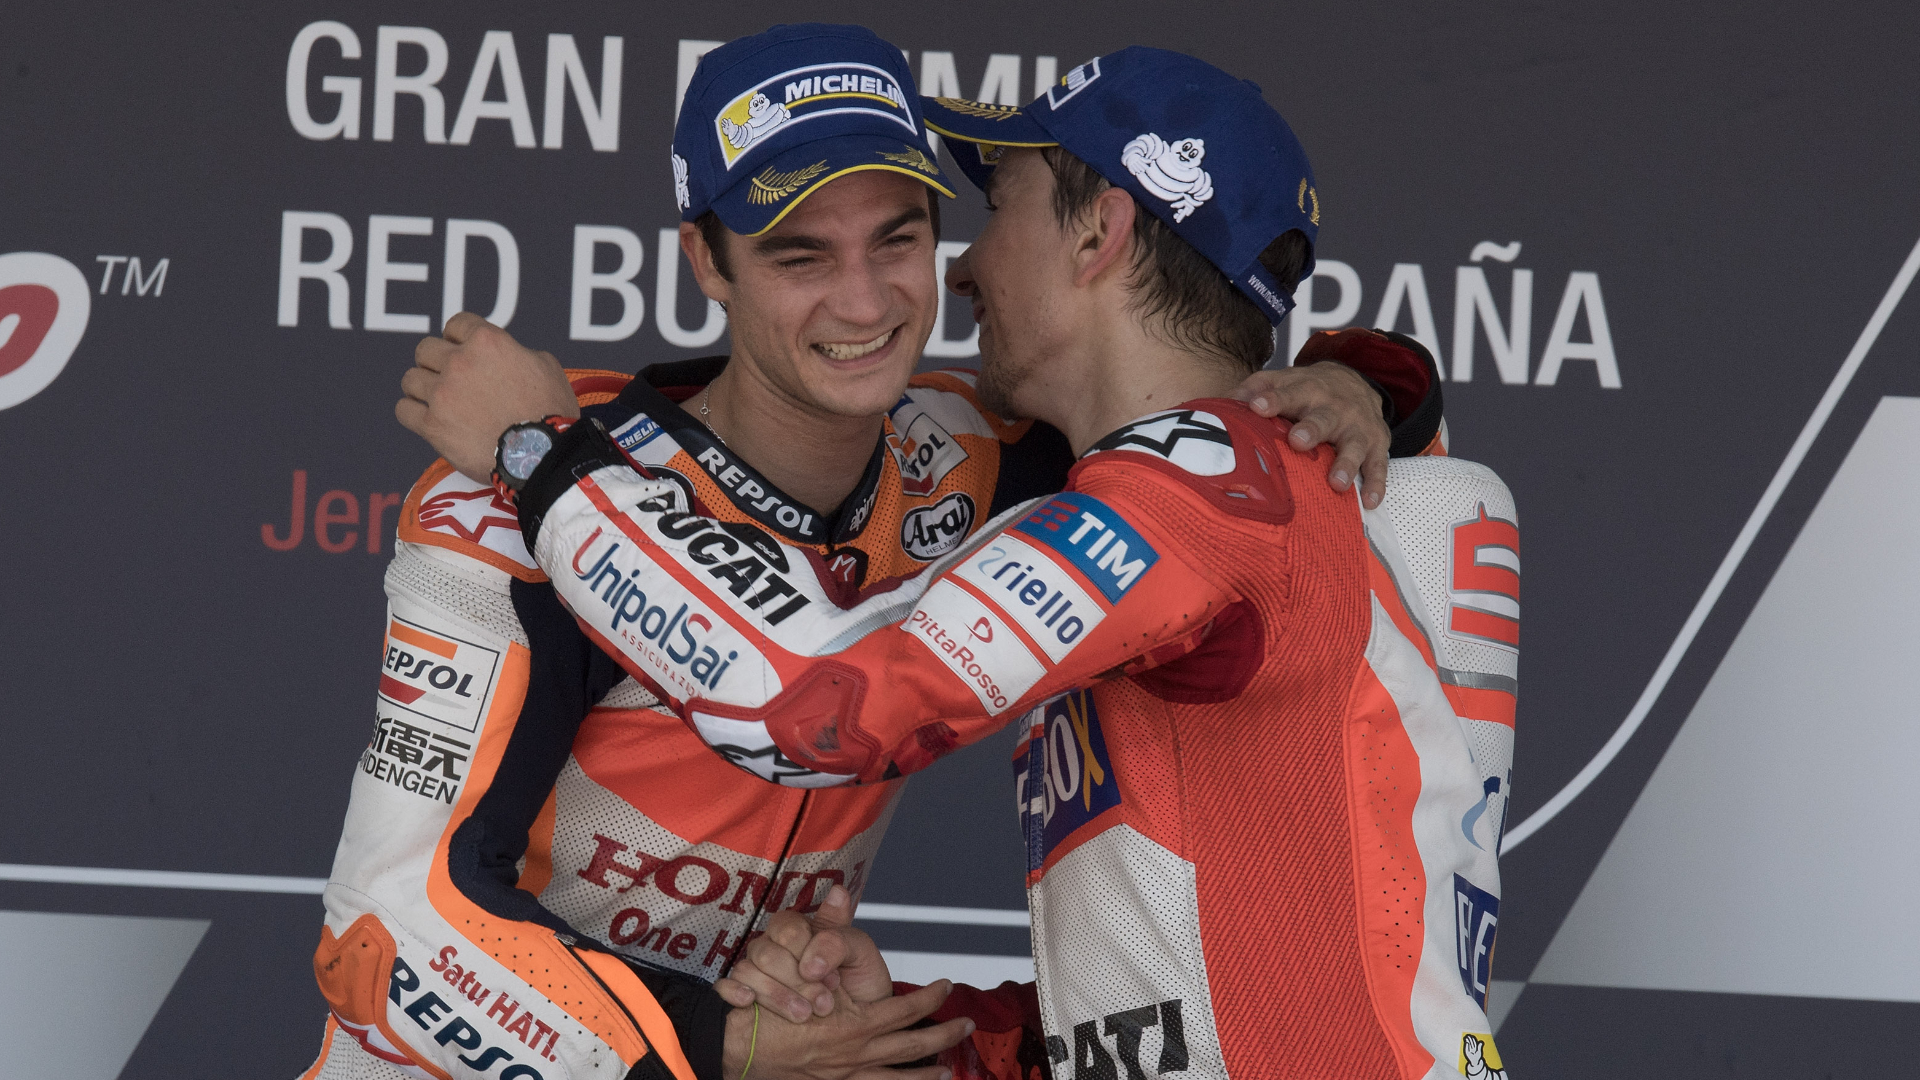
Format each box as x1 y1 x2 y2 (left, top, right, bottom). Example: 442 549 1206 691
0 252 90 409
380 615 502 732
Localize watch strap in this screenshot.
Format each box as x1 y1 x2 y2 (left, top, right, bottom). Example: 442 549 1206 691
491 415 581 502
515 418 631 550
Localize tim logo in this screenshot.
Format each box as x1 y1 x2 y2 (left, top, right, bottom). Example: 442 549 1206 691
1013 494 1157 604
1449 504 1519 649
1454 873 1500 1010
0 252 91 410
1015 691 1120 877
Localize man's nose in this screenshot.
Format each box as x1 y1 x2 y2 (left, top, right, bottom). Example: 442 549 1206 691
829 254 893 326
945 245 978 297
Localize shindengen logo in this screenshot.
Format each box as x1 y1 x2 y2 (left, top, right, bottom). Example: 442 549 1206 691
0 252 90 409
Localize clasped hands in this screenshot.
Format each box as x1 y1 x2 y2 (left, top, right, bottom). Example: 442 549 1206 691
717 886 966 1080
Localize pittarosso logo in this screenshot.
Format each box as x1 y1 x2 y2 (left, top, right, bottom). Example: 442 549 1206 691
0 252 90 410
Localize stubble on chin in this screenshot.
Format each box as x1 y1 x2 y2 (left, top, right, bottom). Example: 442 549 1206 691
975 346 1036 421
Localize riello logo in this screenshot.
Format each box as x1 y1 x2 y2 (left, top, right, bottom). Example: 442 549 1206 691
0 252 90 409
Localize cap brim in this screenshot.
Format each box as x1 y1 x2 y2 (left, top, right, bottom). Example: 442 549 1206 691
709 134 956 237
920 96 1058 191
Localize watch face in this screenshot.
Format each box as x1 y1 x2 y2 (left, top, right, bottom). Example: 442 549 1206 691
500 425 554 481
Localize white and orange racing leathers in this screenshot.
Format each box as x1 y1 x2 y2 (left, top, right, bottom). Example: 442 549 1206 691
508 342 1518 1078
304 359 1081 1080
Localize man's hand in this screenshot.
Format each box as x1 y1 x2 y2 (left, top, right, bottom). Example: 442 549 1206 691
721 979 970 1080
716 886 894 1021
1231 362 1390 509
396 312 580 483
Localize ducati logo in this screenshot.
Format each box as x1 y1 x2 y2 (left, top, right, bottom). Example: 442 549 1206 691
0 252 91 410
969 617 994 642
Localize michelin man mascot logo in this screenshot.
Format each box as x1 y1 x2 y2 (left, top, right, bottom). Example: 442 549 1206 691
721 93 792 151
1461 1034 1509 1080
1121 133 1214 222
672 152 691 211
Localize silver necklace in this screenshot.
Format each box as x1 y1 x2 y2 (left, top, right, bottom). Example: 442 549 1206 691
698 385 727 447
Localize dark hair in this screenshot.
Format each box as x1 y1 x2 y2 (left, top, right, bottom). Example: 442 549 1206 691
1040 146 1311 374
693 185 944 281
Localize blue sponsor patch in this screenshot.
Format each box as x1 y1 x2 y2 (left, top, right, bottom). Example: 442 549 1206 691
1012 494 1158 604
611 414 664 452
1015 691 1122 875
1454 874 1500 1010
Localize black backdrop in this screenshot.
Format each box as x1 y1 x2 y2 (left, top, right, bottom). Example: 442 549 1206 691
4 3 1920 1076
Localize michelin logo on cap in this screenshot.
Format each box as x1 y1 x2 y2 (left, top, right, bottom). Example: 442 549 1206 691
1122 133 1214 222
714 63 915 168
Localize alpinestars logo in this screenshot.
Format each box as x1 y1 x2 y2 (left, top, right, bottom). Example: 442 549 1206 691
0 252 91 410
1089 409 1235 476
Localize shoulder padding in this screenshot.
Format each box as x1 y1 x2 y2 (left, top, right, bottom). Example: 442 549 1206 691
1075 401 1294 524
393 370 635 581
398 460 544 581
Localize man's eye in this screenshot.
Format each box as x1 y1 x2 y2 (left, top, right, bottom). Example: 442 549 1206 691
778 256 817 270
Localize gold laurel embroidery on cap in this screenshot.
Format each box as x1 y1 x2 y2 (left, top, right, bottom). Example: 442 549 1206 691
747 160 830 205
1297 178 1322 225
934 97 1021 120
877 148 939 174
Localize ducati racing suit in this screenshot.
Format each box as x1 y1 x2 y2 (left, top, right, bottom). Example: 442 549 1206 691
505 338 1518 1079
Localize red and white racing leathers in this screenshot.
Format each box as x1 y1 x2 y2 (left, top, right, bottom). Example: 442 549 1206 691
512 381 1518 1078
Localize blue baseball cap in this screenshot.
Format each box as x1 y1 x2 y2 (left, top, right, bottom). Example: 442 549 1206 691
921 47 1319 323
672 24 955 236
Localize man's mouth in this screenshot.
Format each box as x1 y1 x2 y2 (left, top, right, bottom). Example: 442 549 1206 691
814 328 894 361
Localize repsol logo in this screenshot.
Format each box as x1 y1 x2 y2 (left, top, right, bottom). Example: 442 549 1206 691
378 615 500 732
571 533 739 691
383 650 477 698
886 405 968 496
695 446 821 539
900 492 975 561
387 955 548 1078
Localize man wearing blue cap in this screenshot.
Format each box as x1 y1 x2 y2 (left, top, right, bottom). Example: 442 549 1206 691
404 42 1515 1080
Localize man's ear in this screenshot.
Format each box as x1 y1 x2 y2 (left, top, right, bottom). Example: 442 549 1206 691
680 221 733 304
1073 187 1138 289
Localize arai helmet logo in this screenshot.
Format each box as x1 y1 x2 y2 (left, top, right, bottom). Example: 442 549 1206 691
900 491 976 561
1121 133 1214 223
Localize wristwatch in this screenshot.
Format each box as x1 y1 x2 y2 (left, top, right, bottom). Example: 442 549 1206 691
493 416 576 495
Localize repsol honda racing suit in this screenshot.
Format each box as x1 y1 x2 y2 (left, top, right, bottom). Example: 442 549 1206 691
504 334 1519 1079
305 359 1076 1080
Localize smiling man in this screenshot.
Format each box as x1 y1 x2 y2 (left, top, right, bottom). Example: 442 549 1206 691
311 26 1427 1080
400 46 1519 1079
